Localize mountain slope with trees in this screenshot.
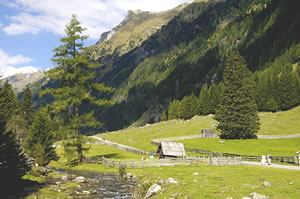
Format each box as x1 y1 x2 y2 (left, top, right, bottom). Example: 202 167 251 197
34 0 300 133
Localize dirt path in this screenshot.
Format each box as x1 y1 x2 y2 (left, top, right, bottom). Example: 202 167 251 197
242 161 300 170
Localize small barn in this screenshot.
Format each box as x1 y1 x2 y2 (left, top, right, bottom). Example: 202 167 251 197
201 129 218 138
156 141 186 158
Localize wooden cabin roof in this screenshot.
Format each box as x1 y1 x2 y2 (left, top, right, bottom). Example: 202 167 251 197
160 141 186 157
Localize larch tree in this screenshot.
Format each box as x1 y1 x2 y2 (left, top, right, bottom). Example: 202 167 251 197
214 51 260 139
40 15 113 162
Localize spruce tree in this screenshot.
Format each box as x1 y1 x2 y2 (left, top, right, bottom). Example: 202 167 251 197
198 85 210 115
0 81 30 195
161 111 167 121
168 100 180 120
40 15 113 162
214 51 260 139
277 69 298 110
21 86 34 126
24 109 56 166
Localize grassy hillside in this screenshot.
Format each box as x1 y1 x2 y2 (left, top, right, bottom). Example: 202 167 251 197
259 105 300 135
97 105 300 155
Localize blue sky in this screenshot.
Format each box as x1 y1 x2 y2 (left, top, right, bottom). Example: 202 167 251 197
0 0 191 72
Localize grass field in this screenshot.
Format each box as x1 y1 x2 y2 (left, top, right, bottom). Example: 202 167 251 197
259 105 300 135
180 138 300 156
129 165 300 199
96 105 300 154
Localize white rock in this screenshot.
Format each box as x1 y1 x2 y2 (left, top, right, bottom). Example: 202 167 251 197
73 176 85 183
167 178 178 184
263 181 271 187
61 175 68 181
250 192 270 199
144 184 161 199
193 172 199 175
126 173 133 179
82 190 90 194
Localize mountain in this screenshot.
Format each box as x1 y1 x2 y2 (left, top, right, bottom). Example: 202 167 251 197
0 66 46 92
35 0 300 133
0 66 39 79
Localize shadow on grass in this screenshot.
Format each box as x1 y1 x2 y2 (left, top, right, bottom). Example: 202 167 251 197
4 179 43 199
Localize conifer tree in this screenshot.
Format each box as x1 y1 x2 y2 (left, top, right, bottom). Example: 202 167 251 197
24 109 56 166
0 80 20 120
168 99 180 120
214 51 260 139
40 15 113 162
21 86 34 126
198 85 210 115
160 111 167 121
0 81 30 195
178 94 198 120
277 68 298 110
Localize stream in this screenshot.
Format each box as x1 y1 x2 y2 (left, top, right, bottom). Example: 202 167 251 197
54 168 136 199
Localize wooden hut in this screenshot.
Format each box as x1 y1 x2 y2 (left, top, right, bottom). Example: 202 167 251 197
201 129 218 138
156 141 186 158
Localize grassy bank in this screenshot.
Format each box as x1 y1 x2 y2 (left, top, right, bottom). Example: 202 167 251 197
129 165 300 199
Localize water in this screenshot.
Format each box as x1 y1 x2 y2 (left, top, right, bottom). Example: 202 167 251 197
56 169 136 199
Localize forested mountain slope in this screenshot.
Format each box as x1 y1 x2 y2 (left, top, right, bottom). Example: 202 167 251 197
36 0 300 133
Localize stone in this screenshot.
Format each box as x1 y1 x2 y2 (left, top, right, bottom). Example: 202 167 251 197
167 178 178 184
82 190 90 194
126 173 133 179
193 179 197 182
56 182 62 185
225 197 233 199
241 197 251 199
192 172 199 175
289 182 294 185
144 184 161 199
73 176 85 183
157 180 164 185
263 181 271 187
61 175 68 181
250 192 270 199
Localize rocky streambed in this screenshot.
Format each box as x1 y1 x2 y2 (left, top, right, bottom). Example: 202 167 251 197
54 168 136 198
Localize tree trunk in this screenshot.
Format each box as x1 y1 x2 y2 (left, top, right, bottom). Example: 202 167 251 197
74 104 83 162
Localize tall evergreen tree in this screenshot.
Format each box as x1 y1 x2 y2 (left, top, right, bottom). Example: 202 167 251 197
198 85 210 115
21 86 34 126
0 80 20 120
0 81 30 195
277 68 298 110
24 109 56 166
214 51 260 139
178 94 198 120
168 99 180 120
40 15 113 162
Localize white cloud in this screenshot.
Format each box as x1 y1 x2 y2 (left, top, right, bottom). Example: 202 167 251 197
2 0 190 40
0 48 36 78
0 48 33 66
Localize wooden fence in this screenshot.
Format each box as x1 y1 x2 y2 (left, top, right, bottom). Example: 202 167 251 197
222 153 298 164
100 156 241 168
